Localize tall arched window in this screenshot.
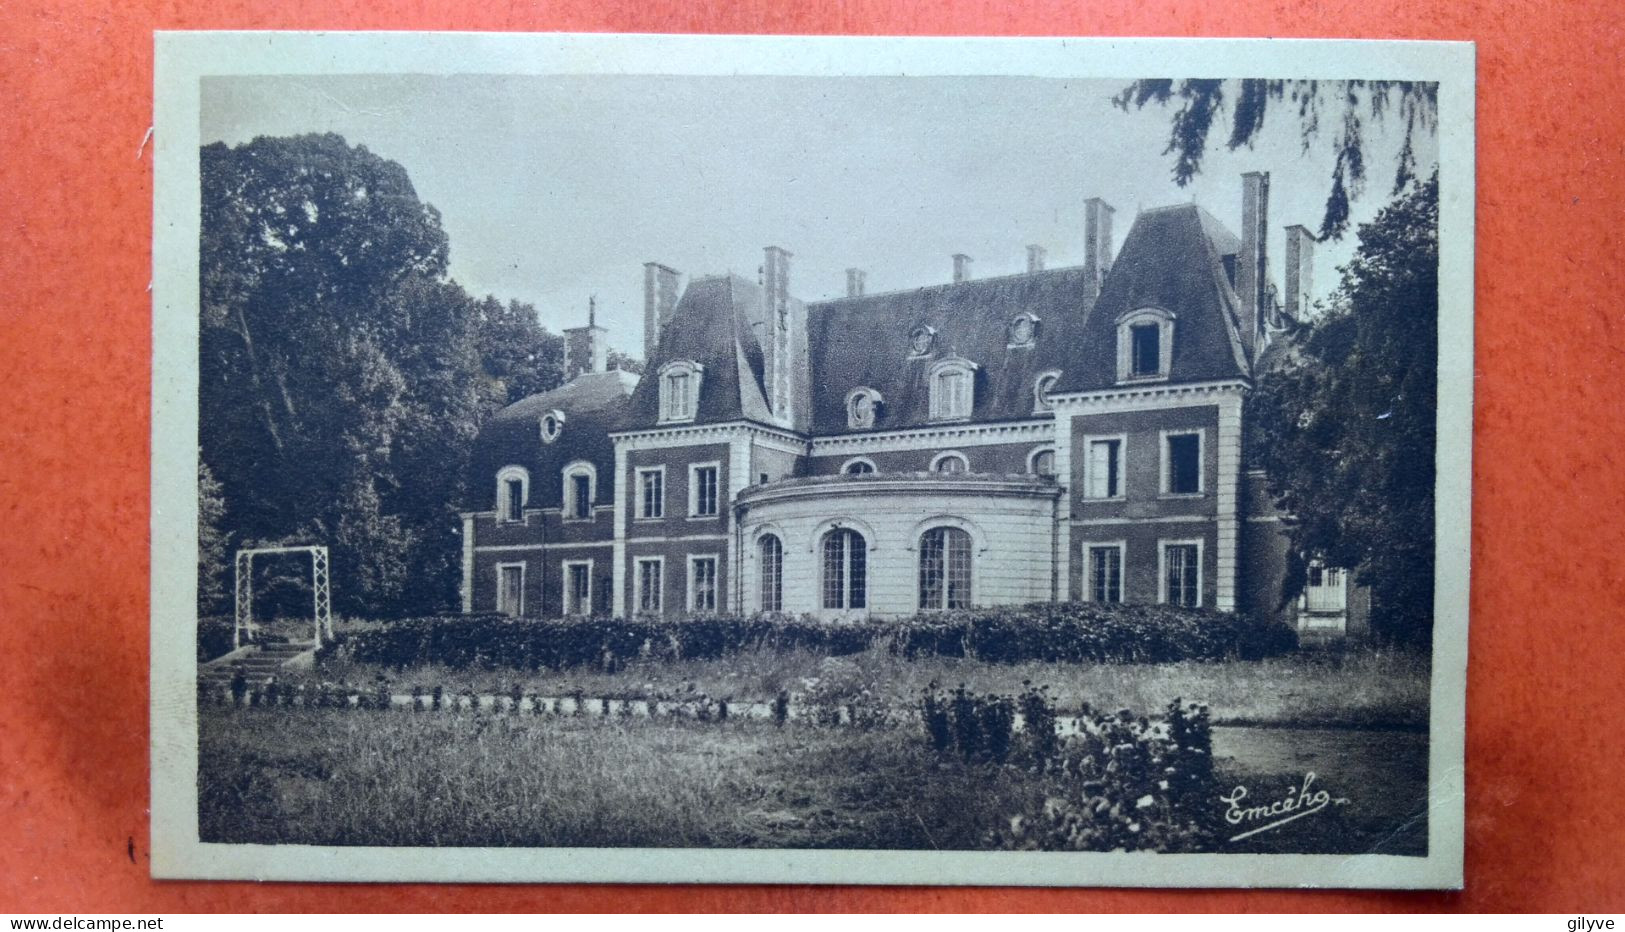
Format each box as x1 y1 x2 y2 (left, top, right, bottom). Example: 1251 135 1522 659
919 526 973 610
496 465 530 523
758 534 783 613
821 528 867 610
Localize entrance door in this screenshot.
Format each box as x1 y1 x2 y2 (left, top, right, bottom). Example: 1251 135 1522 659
1300 563 1348 634
498 564 524 616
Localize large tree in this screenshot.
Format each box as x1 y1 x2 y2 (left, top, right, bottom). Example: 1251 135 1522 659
1114 79 1437 239
1246 174 1439 643
200 133 559 616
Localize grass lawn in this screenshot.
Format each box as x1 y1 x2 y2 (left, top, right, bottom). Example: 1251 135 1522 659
199 703 1427 854
305 637 1431 730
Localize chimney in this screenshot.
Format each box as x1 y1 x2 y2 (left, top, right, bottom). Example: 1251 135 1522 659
1238 171 1271 359
562 296 608 381
1026 245 1047 273
845 268 867 298
1284 224 1316 319
763 246 795 426
952 253 973 284
642 262 680 362
1083 197 1115 294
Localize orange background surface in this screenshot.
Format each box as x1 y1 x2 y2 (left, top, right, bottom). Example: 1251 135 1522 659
2 0 1622 913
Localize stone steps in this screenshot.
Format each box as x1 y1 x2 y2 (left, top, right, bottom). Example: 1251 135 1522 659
198 642 316 688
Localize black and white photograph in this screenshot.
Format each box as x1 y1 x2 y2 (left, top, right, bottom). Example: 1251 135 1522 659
150 33 1473 887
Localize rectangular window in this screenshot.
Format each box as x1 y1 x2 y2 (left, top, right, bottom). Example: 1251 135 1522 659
638 468 664 519
690 465 719 517
1088 545 1123 603
570 474 591 519
1086 438 1123 499
636 558 662 614
1165 432 1202 495
503 479 524 522
497 564 524 616
1162 543 1201 608
1131 323 1161 376
689 556 718 613
665 372 690 420
564 561 591 616
933 369 971 419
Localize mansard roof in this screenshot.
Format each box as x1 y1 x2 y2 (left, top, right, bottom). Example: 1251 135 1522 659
805 267 1098 434
466 368 638 510
624 273 782 429
1052 204 1252 394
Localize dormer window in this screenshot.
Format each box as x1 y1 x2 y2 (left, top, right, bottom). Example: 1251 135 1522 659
658 360 703 424
846 387 883 429
495 465 530 523
908 325 937 357
1008 312 1040 348
928 357 977 421
1033 370 1061 412
1116 307 1175 383
539 409 566 444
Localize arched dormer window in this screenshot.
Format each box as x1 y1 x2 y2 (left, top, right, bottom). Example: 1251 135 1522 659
846 387 883 430
1117 307 1175 383
539 409 566 444
561 460 597 521
1033 370 1061 412
842 457 877 476
1028 447 1057 478
496 465 530 523
1007 312 1040 348
658 360 704 424
928 356 978 421
931 451 970 474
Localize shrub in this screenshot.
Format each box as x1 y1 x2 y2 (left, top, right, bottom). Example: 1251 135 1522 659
919 686 1217 851
998 698 1216 852
334 604 1293 675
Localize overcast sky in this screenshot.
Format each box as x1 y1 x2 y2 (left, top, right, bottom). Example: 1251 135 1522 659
201 74 1435 357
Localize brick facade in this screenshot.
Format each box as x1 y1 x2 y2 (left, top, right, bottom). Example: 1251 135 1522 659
462 173 1370 637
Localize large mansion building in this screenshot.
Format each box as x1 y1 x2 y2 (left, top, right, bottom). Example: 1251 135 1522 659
461 172 1368 637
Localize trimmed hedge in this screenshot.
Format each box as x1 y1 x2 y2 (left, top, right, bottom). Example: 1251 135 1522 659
335 603 1295 672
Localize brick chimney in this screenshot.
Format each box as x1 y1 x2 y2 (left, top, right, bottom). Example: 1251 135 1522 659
952 253 973 284
562 297 608 381
1284 224 1316 319
1026 245 1047 273
846 268 867 298
762 246 795 426
1083 197 1115 294
1237 172 1271 359
642 262 680 362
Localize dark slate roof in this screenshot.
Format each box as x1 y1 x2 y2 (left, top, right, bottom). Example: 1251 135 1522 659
1052 204 1251 394
624 274 777 429
466 368 638 510
804 267 1097 434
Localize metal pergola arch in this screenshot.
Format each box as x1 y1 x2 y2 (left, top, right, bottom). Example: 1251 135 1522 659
232 545 333 650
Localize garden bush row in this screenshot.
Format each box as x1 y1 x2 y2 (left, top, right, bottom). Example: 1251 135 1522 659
324 603 1294 673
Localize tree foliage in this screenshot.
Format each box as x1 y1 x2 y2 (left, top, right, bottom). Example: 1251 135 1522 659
200 133 564 616
1114 79 1437 239
1246 174 1438 643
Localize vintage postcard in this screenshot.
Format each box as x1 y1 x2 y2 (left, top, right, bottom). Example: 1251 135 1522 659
150 32 1473 887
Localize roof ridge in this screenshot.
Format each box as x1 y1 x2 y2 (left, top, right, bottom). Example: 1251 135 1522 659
807 264 1085 308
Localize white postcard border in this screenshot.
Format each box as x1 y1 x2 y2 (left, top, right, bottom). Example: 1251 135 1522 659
151 31 1473 888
